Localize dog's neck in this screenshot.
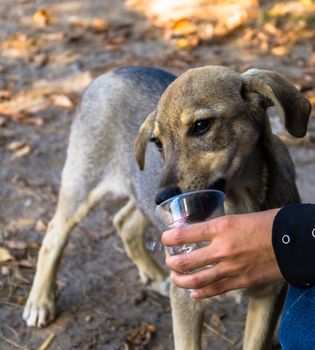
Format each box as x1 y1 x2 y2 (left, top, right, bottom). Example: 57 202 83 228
224 143 268 215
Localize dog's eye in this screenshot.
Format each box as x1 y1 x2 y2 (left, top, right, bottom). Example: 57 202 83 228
150 137 163 151
190 118 214 136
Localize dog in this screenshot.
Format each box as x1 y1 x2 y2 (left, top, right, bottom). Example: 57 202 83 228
23 65 311 349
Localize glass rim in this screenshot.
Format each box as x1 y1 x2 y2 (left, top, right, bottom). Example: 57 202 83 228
156 189 225 209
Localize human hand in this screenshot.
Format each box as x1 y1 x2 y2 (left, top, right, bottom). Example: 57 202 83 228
161 209 284 299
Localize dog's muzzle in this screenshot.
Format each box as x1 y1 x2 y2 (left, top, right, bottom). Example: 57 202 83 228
208 178 226 192
155 187 181 205
155 178 226 206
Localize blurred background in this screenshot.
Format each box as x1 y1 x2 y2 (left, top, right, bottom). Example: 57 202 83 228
0 1 314 349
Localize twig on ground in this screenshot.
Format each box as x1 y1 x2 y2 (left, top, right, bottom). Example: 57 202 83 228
203 322 237 346
0 301 22 308
37 333 55 350
113 242 124 254
5 324 21 338
95 310 116 320
0 332 29 350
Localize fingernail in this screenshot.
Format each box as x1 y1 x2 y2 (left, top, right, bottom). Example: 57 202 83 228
170 272 174 281
190 290 198 299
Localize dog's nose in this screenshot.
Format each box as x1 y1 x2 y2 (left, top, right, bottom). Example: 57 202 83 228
155 187 182 205
209 178 226 192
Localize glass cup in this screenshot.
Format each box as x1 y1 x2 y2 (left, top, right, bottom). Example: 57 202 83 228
155 189 225 255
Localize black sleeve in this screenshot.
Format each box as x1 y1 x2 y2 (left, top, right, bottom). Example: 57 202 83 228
272 204 315 289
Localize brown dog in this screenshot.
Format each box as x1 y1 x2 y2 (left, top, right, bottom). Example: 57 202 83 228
23 66 311 349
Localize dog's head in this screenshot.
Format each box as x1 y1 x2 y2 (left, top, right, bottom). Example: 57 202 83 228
135 66 311 205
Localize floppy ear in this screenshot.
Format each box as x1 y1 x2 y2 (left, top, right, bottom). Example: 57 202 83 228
134 111 156 170
241 68 312 138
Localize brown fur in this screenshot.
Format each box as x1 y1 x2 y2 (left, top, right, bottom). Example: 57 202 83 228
135 66 311 349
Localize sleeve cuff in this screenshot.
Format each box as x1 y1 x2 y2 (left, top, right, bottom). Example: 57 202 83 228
272 204 315 289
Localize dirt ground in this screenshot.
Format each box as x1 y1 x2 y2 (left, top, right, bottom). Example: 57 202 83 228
0 1 315 349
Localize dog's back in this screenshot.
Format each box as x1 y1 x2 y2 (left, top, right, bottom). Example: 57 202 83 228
65 67 175 217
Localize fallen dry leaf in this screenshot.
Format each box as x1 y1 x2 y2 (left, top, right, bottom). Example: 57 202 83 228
41 32 66 42
0 109 44 125
0 89 49 121
210 313 223 328
7 140 26 151
7 141 32 158
70 17 110 34
2 33 38 53
198 23 215 41
90 18 109 33
31 53 49 68
303 0 313 5
176 36 199 50
109 35 127 45
224 9 249 32
263 22 281 36
27 242 40 250
3 240 28 250
124 324 156 350
309 56 315 69
13 144 32 158
51 94 74 109
0 90 11 101
1 265 10 275
0 116 7 127
17 295 26 306
131 290 147 306
271 45 289 57
26 116 45 126
0 247 14 263
6 218 36 231
0 111 25 123
69 17 91 29
104 43 120 51
269 2 314 17
35 219 47 232
172 19 197 36
17 257 37 269
33 9 52 27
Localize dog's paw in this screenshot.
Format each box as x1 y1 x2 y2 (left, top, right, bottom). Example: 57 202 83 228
138 270 170 297
148 276 171 297
22 292 56 327
139 269 152 285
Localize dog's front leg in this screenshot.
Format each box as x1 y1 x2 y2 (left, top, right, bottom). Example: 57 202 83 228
114 199 169 296
170 283 204 350
22 207 68 327
243 281 287 350
23 179 108 327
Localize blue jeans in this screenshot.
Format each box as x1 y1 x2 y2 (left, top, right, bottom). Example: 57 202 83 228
279 285 315 349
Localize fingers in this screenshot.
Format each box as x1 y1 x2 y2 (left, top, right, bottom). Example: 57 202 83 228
190 276 248 299
171 264 229 290
162 215 228 247
170 264 249 299
165 245 218 272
